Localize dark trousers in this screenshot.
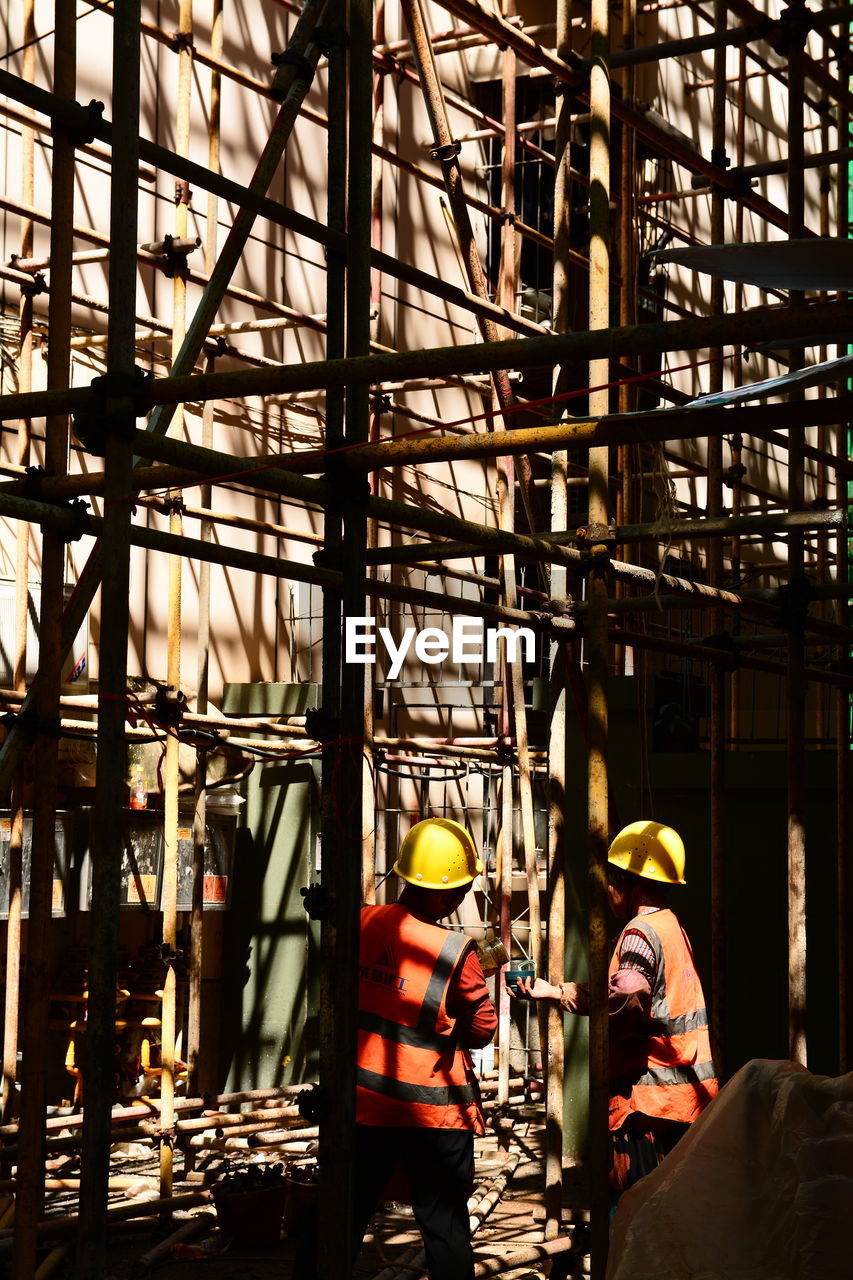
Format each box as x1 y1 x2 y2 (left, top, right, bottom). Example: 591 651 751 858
294 1124 475 1280
610 1115 690 1199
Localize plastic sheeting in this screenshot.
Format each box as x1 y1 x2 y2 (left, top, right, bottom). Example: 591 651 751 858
687 350 853 407
607 1058 853 1280
649 239 853 291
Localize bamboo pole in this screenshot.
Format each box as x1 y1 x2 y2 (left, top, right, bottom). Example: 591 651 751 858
11 7 76 1272
73 4 142 1273
1 0 35 1126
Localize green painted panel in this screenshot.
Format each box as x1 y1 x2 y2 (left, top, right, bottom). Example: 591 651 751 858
218 683 320 1090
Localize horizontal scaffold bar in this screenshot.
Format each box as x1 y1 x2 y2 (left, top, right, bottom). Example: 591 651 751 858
279 394 853 473
2 301 853 422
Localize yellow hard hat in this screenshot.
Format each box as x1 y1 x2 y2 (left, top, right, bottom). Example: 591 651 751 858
607 820 686 885
394 818 483 890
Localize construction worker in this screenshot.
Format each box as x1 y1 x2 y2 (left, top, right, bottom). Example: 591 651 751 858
295 817 496 1280
515 820 717 1199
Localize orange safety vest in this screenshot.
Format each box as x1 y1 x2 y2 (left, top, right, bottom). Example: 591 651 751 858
356 903 485 1133
608 908 718 1132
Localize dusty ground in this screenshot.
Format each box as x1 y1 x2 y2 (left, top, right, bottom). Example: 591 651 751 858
29 1110 584 1279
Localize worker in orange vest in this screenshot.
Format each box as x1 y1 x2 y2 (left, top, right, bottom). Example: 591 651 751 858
296 817 497 1280
515 820 718 1199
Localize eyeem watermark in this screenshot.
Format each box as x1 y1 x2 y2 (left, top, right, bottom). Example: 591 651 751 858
344 616 536 680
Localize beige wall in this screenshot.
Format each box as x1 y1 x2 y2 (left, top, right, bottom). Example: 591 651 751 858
0 1 840 711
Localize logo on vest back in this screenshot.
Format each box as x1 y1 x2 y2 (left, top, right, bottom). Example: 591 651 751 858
360 942 408 991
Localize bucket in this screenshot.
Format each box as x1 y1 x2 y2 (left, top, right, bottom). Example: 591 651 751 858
213 1181 288 1248
282 1175 319 1239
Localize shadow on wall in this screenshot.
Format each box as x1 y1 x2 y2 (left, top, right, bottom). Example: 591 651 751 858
219 684 320 1091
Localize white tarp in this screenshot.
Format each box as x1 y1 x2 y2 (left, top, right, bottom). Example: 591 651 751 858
650 239 853 291
607 1059 853 1280
687 350 853 408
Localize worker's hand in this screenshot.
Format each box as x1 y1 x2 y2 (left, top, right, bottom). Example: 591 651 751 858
513 977 562 1002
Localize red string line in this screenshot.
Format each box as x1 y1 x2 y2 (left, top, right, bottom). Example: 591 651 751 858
119 351 732 507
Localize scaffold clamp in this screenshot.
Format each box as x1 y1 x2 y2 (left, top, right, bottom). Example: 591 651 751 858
62 498 91 544
73 369 153 457
429 140 462 163
154 684 187 728
300 883 334 920
66 99 105 148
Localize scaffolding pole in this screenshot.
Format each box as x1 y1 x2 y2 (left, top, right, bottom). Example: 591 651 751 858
1 0 35 1126
587 0 611 1274
73 2 141 1274
11 6 76 1273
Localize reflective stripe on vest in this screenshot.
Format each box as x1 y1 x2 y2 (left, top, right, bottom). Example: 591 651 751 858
356 904 484 1131
609 909 718 1128
356 1066 477 1108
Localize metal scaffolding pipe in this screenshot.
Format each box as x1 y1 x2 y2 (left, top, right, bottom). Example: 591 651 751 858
4 299 853 422
707 0 728 1084
607 7 853 69
587 1 611 1273
400 0 536 529
11 8 76 1272
73 4 141 1272
544 0 571 1237
787 29 807 1069
1 0 35 1127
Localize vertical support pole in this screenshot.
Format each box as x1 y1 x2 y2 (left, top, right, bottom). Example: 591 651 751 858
616 0 636 644
545 0 571 1237
786 18 807 1067
187 0 223 1098
2 0 36 1123
729 42 747 743
707 0 728 1083
74 3 141 1273
160 0 194 1205
399 0 536 530
317 0 372 1272
587 1 611 1275
362 0 386 907
12 6 76 1273
496 0 541 1025
837 516 851 1072
498 758 513 1105
837 98 851 1073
